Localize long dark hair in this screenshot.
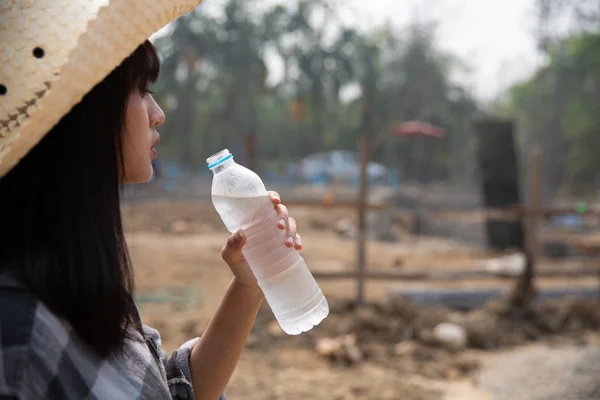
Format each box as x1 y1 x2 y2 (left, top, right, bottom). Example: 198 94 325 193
0 40 160 357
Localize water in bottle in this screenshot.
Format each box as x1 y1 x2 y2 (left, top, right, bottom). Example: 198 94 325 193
207 149 329 335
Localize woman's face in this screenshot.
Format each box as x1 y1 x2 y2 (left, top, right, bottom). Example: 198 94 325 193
121 89 165 184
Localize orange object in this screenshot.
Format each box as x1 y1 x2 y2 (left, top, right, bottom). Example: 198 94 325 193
323 194 334 205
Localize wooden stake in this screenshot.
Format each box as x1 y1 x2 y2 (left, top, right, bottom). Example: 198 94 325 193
528 145 543 260
413 135 426 235
510 145 542 307
356 137 369 306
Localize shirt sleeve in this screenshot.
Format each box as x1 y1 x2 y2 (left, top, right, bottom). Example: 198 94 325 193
142 325 228 400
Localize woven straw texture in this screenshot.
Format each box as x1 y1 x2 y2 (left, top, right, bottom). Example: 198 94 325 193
0 0 202 178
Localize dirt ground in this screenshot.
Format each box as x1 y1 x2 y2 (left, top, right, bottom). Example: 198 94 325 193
122 199 600 399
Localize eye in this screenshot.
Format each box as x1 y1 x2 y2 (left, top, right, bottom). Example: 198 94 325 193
0 84 6 95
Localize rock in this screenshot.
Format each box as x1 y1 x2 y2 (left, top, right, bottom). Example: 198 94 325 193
315 333 362 364
443 366 461 380
482 252 525 277
315 336 342 356
267 320 284 337
170 219 189 234
462 311 506 349
394 340 418 357
392 256 405 268
345 339 362 364
432 322 467 351
334 218 358 238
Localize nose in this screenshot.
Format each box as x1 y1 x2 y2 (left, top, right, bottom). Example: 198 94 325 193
150 96 166 128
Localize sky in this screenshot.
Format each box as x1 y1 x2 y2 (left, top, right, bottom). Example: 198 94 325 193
340 0 544 101
158 0 546 102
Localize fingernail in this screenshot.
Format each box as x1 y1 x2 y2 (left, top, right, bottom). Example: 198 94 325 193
279 218 286 227
235 231 241 240
286 236 294 245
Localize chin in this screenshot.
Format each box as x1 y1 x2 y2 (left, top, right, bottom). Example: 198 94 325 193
122 166 154 185
146 168 155 183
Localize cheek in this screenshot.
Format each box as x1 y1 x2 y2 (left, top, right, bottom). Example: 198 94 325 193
125 97 148 138
122 134 153 183
122 96 152 183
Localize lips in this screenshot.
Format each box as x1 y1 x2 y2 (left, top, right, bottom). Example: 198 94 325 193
151 134 160 159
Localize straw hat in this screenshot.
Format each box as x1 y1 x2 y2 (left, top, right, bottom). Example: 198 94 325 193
0 0 203 178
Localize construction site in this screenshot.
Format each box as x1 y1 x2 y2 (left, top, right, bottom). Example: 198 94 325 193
123 146 600 399
122 1 600 398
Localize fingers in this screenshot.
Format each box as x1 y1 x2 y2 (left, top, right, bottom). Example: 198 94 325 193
295 232 303 250
226 229 246 252
285 217 297 248
268 191 281 206
221 229 246 263
275 204 288 230
268 191 302 250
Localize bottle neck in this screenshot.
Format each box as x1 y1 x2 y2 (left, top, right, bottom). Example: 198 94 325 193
211 158 235 174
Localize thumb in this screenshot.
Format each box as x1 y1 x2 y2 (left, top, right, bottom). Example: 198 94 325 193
221 229 246 263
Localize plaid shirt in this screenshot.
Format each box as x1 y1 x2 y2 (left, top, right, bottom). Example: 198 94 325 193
0 273 227 400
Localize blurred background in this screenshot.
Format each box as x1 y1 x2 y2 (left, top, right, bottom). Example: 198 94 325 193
123 0 600 399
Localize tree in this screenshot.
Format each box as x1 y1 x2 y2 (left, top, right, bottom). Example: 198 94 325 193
502 32 600 195
153 11 219 167
150 0 479 181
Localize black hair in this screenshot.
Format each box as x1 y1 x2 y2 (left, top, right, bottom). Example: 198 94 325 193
0 40 160 357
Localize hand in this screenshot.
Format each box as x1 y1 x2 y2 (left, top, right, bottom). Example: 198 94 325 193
221 191 303 290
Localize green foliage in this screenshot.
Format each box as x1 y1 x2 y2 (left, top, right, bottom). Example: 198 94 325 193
495 1 600 195
500 31 600 192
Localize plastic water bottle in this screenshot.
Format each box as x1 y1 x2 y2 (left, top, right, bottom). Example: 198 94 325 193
207 149 329 335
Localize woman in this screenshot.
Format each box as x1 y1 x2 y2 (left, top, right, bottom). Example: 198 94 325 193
0 1 303 399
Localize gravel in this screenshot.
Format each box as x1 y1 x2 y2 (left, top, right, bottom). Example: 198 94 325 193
477 344 600 400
